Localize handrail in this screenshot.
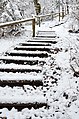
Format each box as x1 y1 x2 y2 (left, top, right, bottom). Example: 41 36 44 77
35 12 64 27
0 18 35 37
35 12 60 18
0 12 66 37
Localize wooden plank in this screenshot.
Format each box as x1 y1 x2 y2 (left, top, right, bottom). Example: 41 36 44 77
0 18 34 28
5 51 48 58
0 80 43 87
0 103 47 111
32 19 35 37
0 68 42 73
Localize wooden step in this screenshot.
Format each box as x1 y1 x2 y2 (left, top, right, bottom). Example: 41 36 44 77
0 80 43 87
5 51 48 58
0 58 38 65
0 103 47 111
0 86 47 110
19 42 51 46
0 64 42 73
0 56 45 65
36 35 56 38
0 68 42 73
34 37 56 40
14 46 51 52
29 39 57 44
36 31 56 38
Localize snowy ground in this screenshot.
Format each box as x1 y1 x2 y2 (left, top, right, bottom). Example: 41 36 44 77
0 17 79 119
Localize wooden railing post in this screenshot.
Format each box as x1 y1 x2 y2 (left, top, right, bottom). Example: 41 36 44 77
32 18 35 37
51 13 53 21
59 13 60 21
38 17 41 27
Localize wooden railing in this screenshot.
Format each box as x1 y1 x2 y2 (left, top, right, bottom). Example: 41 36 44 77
35 12 64 27
0 12 66 37
0 18 35 37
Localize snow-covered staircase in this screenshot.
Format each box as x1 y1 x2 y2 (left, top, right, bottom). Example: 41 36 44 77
0 30 57 117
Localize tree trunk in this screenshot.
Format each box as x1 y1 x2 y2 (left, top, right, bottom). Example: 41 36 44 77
62 0 64 19
59 0 60 21
66 0 69 14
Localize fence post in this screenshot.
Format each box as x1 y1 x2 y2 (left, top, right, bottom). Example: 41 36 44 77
38 17 41 27
59 13 60 21
32 18 35 37
62 11 64 19
51 13 53 21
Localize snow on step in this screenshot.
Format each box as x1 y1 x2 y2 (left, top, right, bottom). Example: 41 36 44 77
7 50 48 54
0 63 42 70
0 72 43 81
0 59 42 66
0 96 46 104
37 30 56 34
0 72 43 86
14 45 51 49
0 86 46 104
34 37 56 40
36 31 56 38
0 56 46 63
29 39 58 44
19 42 51 46
0 63 42 73
0 107 48 118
